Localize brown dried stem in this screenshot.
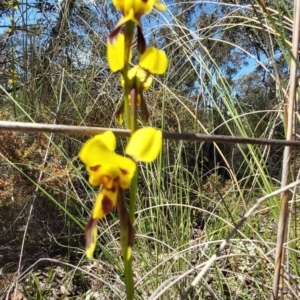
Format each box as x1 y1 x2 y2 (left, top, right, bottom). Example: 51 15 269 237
272 0 300 298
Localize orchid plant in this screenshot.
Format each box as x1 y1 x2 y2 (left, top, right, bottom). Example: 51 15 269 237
79 128 162 259
79 1 168 298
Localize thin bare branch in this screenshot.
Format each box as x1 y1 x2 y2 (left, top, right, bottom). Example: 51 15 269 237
0 120 300 146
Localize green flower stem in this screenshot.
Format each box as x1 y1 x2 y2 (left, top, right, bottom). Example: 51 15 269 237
123 20 137 300
118 190 134 300
123 86 131 129
130 82 138 134
124 256 134 299
129 171 138 224
129 79 139 223
124 21 134 67
123 21 135 129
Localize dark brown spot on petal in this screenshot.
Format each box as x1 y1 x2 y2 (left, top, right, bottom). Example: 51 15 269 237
120 169 128 175
90 165 100 172
104 186 117 192
102 195 114 214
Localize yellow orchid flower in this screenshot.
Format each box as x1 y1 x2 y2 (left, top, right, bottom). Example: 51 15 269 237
115 89 150 125
79 131 136 188
121 66 153 91
117 66 151 124
107 16 167 74
79 128 162 258
113 0 166 27
115 47 167 124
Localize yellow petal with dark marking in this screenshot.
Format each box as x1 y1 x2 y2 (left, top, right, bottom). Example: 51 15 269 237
92 188 119 219
79 132 136 187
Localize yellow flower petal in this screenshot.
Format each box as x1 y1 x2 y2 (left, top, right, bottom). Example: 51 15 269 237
154 1 166 11
122 66 152 90
135 67 146 80
93 187 119 219
113 0 166 17
125 127 162 162
120 66 140 87
115 8 141 28
139 46 168 74
79 131 116 167
119 164 136 189
88 164 119 188
102 131 116 151
88 157 136 188
128 65 139 80
85 217 98 259
141 76 152 90
107 34 132 72
90 163 135 189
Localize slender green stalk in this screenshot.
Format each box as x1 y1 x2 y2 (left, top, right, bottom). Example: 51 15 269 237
124 259 134 299
123 21 135 129
118 190 134 300
122 20 137 300
129 79 139 223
